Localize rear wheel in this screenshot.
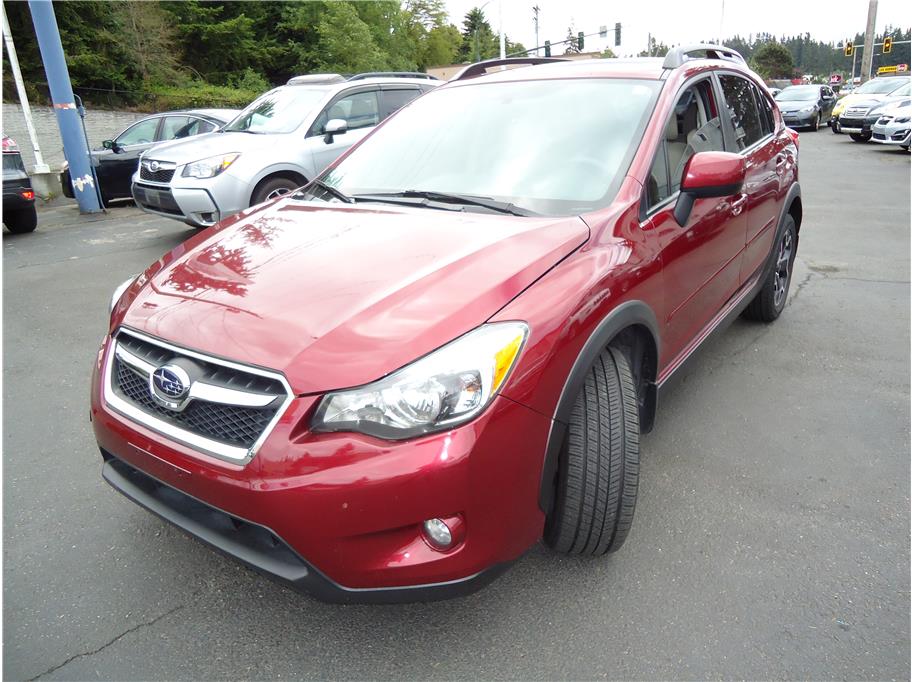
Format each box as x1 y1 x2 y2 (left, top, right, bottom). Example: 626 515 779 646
544 346 640 556
2 205 38 233
743 215 797 323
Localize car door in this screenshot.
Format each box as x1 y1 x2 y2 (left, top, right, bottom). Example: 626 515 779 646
820 86 836 120
306 88 381 174
643 76 747 358
717 73 792 283
98 116 162 199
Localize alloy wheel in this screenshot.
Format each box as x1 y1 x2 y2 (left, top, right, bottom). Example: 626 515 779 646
773 230 793 309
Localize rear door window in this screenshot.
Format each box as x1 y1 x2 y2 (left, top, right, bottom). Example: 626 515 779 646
380 88 421 119
159 116 191 141
719 74 765 151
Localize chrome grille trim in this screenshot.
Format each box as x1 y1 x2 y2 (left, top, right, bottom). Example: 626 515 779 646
103 328 295 465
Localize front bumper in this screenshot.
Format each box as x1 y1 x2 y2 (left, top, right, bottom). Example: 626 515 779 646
837 116 872 134
781 111 817 127
132 171 249 228
91 336 551 601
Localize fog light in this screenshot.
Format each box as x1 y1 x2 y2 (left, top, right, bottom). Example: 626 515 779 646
423 518 452 549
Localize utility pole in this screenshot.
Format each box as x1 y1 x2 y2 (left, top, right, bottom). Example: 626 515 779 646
533 5 540 57
1 3 48 173
860 0 878 82
27 0 100 212
498 0 505 59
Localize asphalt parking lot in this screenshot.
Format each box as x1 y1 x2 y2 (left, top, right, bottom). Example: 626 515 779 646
3 131 909 680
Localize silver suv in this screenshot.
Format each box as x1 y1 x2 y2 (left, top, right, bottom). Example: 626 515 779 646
132 73 438 228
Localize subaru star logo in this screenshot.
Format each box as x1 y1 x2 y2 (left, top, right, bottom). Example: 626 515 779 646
150 364 190 408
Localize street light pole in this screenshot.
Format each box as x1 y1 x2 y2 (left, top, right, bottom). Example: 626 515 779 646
499 0 505 59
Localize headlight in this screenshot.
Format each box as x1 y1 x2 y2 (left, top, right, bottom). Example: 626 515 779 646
312 322 529 439
181 153 240 179
895 116 911 124
110 275 138 313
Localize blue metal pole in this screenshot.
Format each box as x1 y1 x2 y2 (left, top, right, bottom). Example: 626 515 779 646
27 0 101 213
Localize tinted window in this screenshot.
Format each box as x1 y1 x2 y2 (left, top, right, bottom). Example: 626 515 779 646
2 152 25 173
720 75 764 151
323 79 661 216
380 88 420 119
753 84 775 136
647 78 725 209
116 118 159 146
170 117 217 139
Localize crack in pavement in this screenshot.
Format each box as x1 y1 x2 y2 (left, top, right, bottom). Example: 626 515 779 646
27 603 187 681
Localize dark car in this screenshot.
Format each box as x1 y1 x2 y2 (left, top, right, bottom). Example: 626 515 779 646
61 108 238 206
774 84 837 130
3 136 38 234
93 46 802 602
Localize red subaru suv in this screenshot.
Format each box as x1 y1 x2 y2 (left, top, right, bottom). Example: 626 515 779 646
92 46 801 602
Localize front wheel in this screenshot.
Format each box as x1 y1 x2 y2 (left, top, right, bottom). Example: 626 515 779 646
3 205 38 234
743 215 797 323
544 346 640 556
810 114 820 132
831 120 841 134
251 176 301 206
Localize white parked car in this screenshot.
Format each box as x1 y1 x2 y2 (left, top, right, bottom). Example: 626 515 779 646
132 73 439 228
871 98 911 150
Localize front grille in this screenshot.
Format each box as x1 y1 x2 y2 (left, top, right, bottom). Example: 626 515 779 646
140 165 175 183
107 330 291 457
845 107 869 117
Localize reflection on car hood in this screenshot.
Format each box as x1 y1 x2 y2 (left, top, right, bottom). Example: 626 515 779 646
777 101 816 112
120 200 590 393
140 130 282 164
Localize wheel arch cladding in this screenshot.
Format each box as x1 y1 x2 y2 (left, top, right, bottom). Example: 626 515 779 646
538 300 660 514
250 171 308 206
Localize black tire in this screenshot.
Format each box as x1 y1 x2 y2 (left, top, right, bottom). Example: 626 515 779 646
251 176 300 206
544 346 640 556
810 113 819 131
3 205 38 234
743 215 797 323
850 133 871 142
831 120 841 134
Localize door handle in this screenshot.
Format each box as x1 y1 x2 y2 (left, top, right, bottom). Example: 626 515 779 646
730 194 748 216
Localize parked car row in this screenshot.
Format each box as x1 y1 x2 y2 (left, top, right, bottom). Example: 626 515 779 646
830 76 910 144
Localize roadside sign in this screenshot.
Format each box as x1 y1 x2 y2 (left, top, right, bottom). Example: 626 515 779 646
877 64 908 74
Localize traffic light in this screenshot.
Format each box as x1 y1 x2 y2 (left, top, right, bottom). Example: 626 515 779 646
844 41 854 57
883 36 893 53
615 22 621 47
578 31 584 51
544 40 551 57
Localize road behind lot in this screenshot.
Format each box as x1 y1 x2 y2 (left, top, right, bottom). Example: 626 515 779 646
3 132 909 680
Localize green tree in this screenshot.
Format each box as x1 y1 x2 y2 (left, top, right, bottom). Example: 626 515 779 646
750 41 794 79
424 24 464 66
459 8 498 62
601 47 617 59
638 36 669 57
312 2 389 73
563 27 580 55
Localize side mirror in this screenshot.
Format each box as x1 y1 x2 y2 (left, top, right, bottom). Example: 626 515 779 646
323 118 348 144
674 151 745 226
102 139 121 153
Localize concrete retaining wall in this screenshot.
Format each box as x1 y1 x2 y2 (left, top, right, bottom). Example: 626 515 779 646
2 102 144 173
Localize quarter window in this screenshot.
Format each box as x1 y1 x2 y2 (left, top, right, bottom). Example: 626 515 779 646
753 85 775 136
719 74 765 151
160 116 191 140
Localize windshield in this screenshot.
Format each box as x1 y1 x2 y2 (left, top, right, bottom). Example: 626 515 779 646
856 78 910 95
2 152 25 174
891 82 911 97
321 79 661 216
776 86 820 101
223 86 327 134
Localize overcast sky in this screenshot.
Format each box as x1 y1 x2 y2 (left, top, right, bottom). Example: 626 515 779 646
443 0 911 57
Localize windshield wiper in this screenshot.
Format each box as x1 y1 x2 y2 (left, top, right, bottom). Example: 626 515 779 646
353 190 535 216
295 179 354 204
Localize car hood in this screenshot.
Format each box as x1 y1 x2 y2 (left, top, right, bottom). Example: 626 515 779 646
119 199 590 394
141 130 279 164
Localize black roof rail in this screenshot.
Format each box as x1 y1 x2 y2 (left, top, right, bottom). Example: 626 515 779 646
348 72 440 81
662 44 746 70
450 57 569 82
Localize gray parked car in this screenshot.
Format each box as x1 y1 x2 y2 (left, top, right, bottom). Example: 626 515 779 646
774 84 837 130
132 73 439 228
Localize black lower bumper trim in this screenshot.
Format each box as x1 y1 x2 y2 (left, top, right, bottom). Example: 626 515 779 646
101 450 511 603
